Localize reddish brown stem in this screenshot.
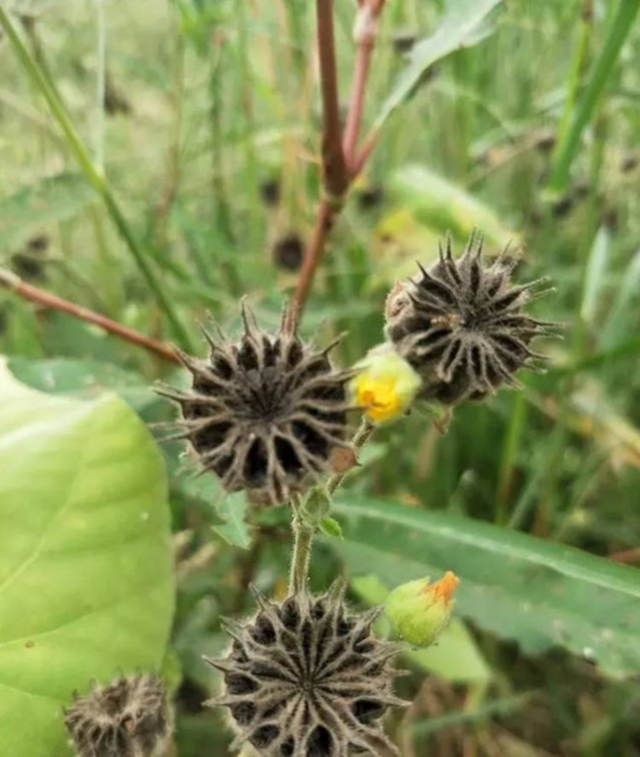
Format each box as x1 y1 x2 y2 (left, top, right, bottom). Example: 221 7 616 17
0 268 179 364
343 3 379 167
291 197 340 318
343 40 374 167
316 0 349 199
352 129 379 178
292 0 385 322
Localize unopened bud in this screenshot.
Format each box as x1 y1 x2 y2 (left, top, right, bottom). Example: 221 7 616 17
385 571 459 647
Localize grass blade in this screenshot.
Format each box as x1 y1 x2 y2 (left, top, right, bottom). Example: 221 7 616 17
333 495 640 676
374 0 505 131
547 0 640 194
0 7 194 350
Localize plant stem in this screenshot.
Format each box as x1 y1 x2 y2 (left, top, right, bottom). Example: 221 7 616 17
315 0 349 199
551 0 593 178
289 0 347 322
291 0 386 320
289 507 315 594
327 418 375 495
0 268 180 364
291 196 341 320
288 418 375 594
0 7 194 350
343 3 378 167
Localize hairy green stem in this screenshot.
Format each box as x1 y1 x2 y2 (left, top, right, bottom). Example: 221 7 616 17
289 508 315 595
288 418 375 594
0 7 194 350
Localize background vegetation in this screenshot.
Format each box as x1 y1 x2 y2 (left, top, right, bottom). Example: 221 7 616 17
1 0 639 755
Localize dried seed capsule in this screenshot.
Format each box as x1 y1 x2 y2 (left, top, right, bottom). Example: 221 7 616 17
386 232 558 405
206 582 406 756
158 303 353 506
64 674 171 757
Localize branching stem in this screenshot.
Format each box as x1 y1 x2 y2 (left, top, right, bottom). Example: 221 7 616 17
0 268 179 364
291 0 386 321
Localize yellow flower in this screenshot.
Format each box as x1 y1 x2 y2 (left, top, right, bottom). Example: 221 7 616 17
350 344 421 425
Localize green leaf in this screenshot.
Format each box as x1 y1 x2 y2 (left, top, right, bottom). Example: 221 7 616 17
333 496 640 677
212 492 253 550
601 247 640 350
0 361 174 757
375 0 505 130
547 0 640 193
580 225 611 326
0 173 94 254
319 517 344 540
407 620 491 685
7 357 163 416
388 165 518 249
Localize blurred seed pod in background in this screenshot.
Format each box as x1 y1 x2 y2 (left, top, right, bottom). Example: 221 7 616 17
356 185 386 213
260 177 282 209
272 232 304 272
12 233 49 282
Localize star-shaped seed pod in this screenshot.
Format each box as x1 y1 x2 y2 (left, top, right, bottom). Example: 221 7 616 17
206 582 406 756
158 303 354 506
385 232 558 405
64 674 171 757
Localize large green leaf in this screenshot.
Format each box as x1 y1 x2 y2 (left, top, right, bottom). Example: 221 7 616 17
7 356 163 416
0 362 174 757
374 0 505 130
332 496 640 677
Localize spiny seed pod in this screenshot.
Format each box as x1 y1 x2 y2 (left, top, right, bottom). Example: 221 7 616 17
159 303 353 506
206 582 406 756
385 232 558 405
64 674 171 757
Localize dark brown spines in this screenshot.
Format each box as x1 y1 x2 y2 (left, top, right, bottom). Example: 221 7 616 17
64 674 171 757
206 583 405 756
159 303 352 506
386 232 558 405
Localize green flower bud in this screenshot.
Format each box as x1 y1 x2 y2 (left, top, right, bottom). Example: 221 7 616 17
385 571 459 647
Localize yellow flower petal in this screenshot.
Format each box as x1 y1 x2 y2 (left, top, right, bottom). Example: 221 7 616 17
350 344 422 426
